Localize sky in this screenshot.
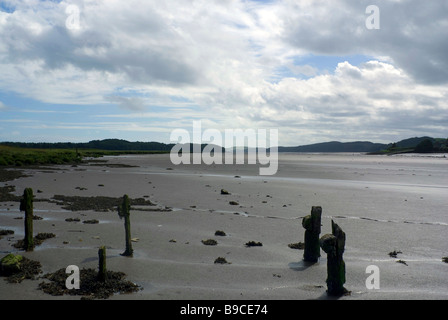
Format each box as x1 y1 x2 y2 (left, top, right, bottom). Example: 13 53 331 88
0 0 447 146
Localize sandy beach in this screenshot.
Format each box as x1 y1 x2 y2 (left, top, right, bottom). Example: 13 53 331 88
1 152 447 300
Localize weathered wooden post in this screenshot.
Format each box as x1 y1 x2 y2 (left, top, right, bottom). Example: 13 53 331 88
20 188 34 252
302 206 322 262
320 220 348 296
97 246 107 282
118 194 133 257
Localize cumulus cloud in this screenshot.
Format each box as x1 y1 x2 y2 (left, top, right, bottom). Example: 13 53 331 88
0 0 447 144
279 0 448 85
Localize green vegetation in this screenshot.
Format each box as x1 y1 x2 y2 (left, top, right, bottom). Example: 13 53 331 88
0 145 83 167
369 137 448 155
0 144 170 167
0 139 174 152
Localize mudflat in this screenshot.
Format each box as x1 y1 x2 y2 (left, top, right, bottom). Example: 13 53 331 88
0 153 447 300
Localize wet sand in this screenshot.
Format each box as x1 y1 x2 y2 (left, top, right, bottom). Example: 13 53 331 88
1 153 447 300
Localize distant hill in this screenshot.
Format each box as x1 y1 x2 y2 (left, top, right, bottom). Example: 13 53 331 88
276 141 387 153
378 136 447 154
0 139 225 154
1 136 446 154
0 139 175 152
275 136 447 153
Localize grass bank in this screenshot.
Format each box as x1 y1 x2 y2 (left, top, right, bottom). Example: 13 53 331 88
0 145 169 167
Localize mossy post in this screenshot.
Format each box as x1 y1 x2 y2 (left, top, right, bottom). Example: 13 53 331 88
302 206 322 262
118 194 133 257
97 246 107 282
19 188 34 252
320 220 347 296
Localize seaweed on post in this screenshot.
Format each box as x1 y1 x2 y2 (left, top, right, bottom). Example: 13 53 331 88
118 195 133 257
320 220 349 296
302 206 322 263
97 246 107 282
20 188 34 252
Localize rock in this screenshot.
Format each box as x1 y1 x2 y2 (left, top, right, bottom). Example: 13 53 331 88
245 241 262 247
214 257 229 264
202 239 218 246
288 242 305 250
0 253 23 276
229 201 239 205
220 189 230 195
389 250 402 258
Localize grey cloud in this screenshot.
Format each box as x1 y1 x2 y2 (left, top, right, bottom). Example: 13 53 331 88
281 0 448 84
1 3 201 86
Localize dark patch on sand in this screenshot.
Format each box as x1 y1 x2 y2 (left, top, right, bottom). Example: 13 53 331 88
50 195 155 212
0 168 30 183
0 229 14 239
13 232 56 249
0 185 20 202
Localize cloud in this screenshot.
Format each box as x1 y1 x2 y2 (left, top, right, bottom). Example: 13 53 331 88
278 0 448 85
225 60 448 144
106 95 146 112
0 0 446 145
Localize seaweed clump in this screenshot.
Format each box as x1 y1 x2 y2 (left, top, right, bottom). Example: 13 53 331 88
202 239 218 246
245 241 263 247
0 229 14 239
214 257 230 264
0 253 42 283
288 242 305 250
389 250 402 258
39 268 140 300
13 232 55 249
51 195 155 212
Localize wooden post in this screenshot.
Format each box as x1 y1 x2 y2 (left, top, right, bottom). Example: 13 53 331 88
320 220 347 296
302 206 322 262
118 195 133 257
97 246 107 282
20 188 34 252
